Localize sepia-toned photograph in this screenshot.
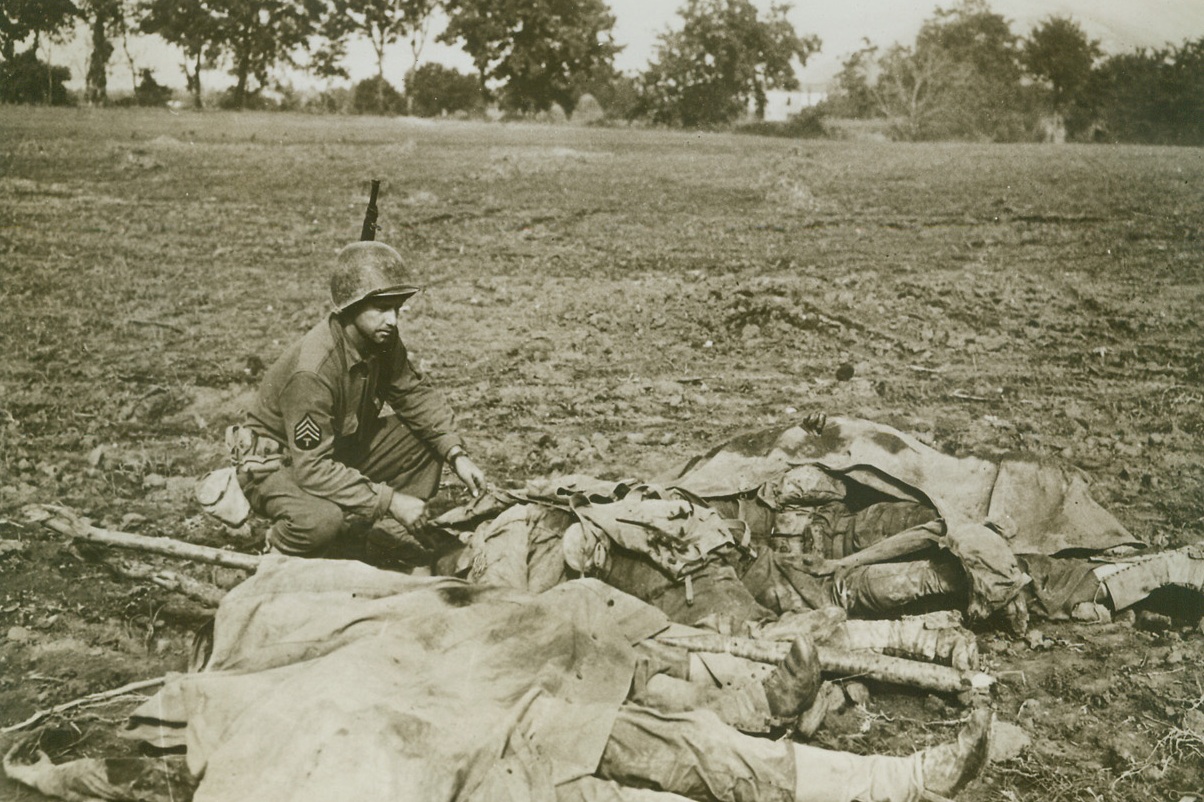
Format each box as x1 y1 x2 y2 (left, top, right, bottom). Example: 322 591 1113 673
2 1 1202 800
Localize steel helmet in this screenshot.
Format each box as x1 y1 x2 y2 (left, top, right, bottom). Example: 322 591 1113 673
329 241 421 313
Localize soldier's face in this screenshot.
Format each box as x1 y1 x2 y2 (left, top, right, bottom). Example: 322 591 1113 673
352 298 403 346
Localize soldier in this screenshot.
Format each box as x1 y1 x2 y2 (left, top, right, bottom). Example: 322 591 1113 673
235 240 486 559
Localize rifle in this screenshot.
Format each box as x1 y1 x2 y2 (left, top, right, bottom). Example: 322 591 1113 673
360 179 381 241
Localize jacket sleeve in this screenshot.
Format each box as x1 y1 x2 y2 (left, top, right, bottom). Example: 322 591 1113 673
278 371 393 520
381 354 464 459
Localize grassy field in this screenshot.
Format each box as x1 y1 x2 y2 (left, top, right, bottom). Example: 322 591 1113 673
1 107 1203 800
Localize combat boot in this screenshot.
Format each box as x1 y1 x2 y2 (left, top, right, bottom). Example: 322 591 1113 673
918 708 993 799
762 636 822 721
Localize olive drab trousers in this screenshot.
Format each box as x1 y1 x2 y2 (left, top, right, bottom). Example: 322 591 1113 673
599 705 927 802
245 416 443 556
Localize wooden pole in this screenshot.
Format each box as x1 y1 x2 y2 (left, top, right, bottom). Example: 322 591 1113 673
29 505 261 572
655 633 993 695
112 560 227 607
2 677 166 734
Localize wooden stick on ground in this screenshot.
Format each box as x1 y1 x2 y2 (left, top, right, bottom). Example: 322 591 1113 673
656 633 993 695
111 560 226 607
27 505 261 572
2 677 166 734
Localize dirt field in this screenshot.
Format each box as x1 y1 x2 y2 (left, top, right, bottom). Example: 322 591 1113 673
1 108 1202 800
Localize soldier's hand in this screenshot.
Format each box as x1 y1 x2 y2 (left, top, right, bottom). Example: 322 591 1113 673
388 492 428 531
797 553 838 576
802 412 827 435
452 454 487 498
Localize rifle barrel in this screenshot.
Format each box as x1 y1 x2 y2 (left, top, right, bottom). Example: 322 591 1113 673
360 179 381 241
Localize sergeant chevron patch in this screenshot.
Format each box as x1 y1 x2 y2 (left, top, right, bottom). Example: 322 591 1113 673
294 414 322 450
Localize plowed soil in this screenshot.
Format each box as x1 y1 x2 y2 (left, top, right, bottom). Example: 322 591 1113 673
1 108 1202 800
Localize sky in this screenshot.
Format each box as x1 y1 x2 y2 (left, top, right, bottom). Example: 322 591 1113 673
54 0 1204 94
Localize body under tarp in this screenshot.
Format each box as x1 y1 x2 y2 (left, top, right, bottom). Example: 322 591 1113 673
654 416 1140 557
123 557 663 802
458 419 1142 625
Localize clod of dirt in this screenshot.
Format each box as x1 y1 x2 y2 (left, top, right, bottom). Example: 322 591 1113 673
0 539 27 558
87 445 106 467
142 473 167 490
922 694 948 715
1024 629 1049 649
836 362 855 381
1136 610 1173 631
988 720 1031 762
1071 601 1111 623
1106 731 1147 768
6 625 31 642
843 681 870 706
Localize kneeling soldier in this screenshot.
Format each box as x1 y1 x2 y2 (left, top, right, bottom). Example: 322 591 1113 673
238 240 485 558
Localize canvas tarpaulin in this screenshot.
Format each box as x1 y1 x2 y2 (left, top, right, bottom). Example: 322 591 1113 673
123 557 668 802
654 417 1138 557
652 417 1142 620
12 557 957 802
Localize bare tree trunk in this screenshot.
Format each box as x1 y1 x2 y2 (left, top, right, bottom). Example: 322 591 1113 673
235 59 250 108
121 27 138 96
406 18 430 116
186 49 204 108
372 29 387 114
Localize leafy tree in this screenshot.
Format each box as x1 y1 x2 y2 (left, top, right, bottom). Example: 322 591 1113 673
140 0 222 108
220 0 331 108
915 0 1024 139
823 41 878 119
324 0 437 114
0 0 78 61
1022 15 1100 115
328 0 436 82
133 67 171 104
0 47 72 103
440 0 618 117
578 68 640 121
80 0 130 104
858 41 976 140
142 0 330 109
405 62 482 116
637 0 820 128
917 0 1019 81
1088 38 1204 145
828 0 1027 141
352 74 404 113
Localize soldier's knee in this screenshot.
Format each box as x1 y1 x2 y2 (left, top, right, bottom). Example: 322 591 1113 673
269 501 346 556
388 455 442 500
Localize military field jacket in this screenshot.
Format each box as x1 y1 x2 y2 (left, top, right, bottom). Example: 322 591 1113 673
247 315 463 520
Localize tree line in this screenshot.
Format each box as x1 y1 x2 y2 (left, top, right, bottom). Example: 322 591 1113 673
1 0 1201 145
824 0 1204 145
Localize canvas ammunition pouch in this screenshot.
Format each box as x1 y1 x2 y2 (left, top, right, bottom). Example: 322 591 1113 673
195 425 286 527
196 467 251 528
225 424 286 482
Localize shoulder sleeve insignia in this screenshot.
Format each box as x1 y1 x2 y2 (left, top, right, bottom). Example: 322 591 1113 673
293 414 323 451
